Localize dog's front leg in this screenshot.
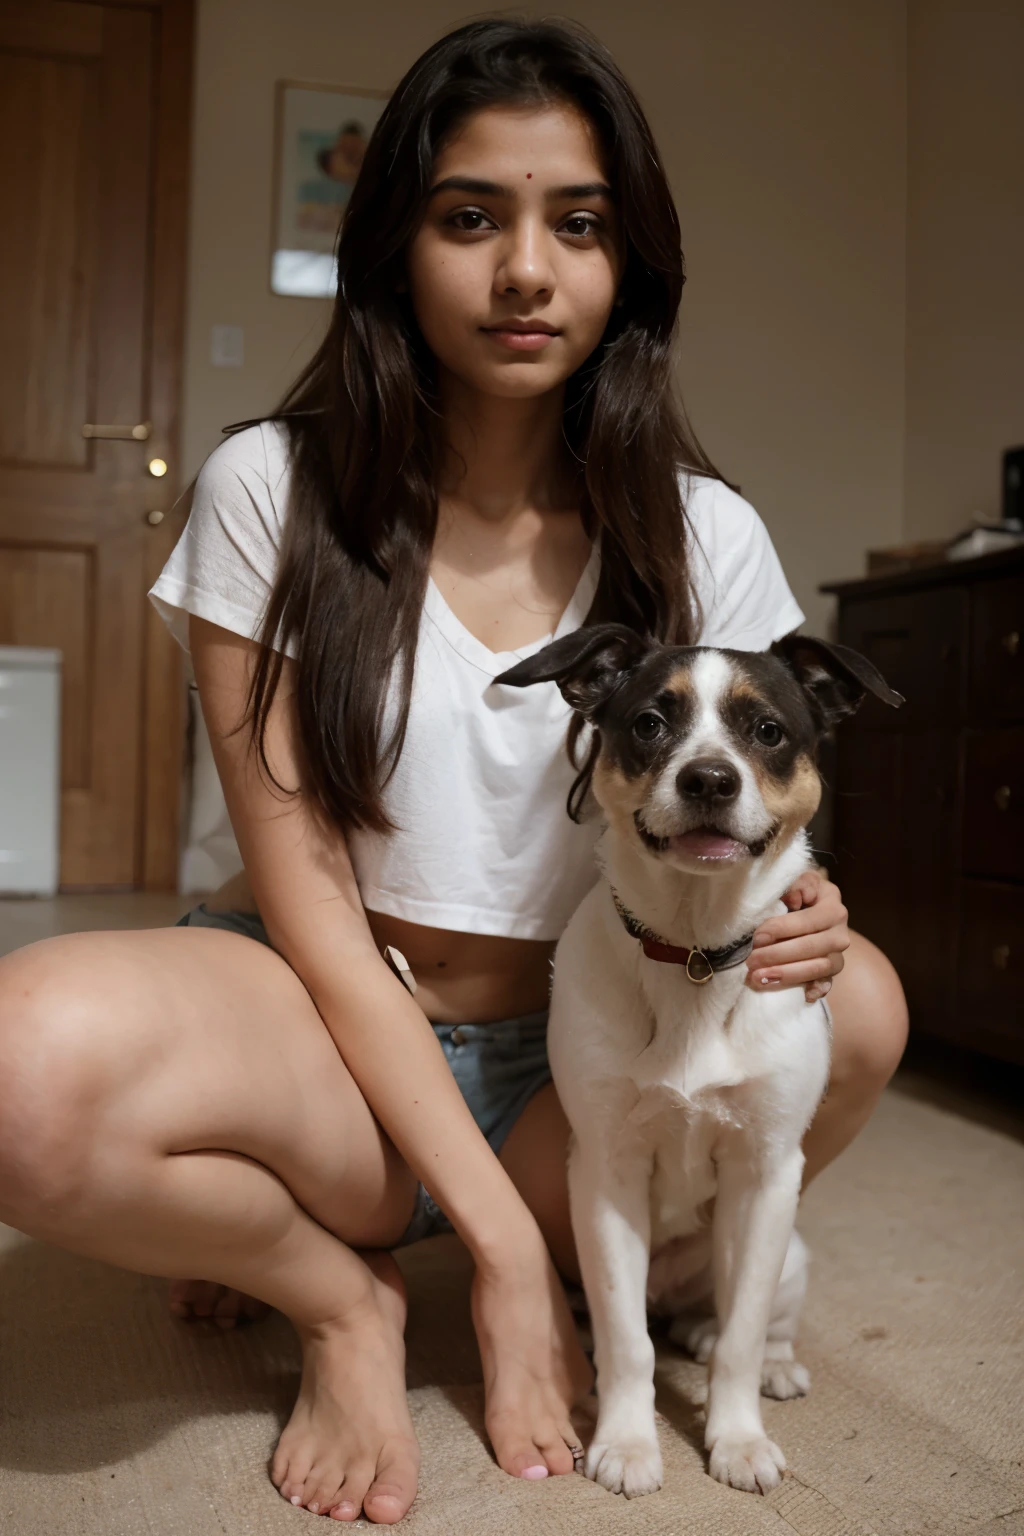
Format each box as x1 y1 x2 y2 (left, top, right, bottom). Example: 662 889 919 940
569 1137 662 1498
705 1151 803 1494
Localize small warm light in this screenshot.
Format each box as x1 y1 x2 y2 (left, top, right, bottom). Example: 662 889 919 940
147 457 168 478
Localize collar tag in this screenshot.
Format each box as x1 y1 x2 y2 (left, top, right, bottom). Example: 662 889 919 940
685 948 714 985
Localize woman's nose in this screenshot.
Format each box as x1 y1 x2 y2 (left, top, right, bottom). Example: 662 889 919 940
494 218 555 298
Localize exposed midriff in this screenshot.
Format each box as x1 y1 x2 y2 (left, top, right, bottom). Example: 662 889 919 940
203 869 555 1024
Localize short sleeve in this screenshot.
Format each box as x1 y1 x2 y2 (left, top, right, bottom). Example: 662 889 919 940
684 475 804 651
148 421 296 656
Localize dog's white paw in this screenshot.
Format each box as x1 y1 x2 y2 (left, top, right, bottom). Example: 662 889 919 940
708 1433 786 1494
669 1312 717 1364
586 1437 664 1498
760 1357 810 1400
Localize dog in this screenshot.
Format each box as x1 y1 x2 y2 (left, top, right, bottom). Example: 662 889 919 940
496 627 902 1498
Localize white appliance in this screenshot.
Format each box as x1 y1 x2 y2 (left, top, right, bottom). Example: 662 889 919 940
0 646 61 896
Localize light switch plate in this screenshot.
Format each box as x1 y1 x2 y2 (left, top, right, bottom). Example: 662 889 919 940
210 324 244 367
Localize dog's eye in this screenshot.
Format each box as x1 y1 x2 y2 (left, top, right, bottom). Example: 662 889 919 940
755 719 784 747
632 712 665 742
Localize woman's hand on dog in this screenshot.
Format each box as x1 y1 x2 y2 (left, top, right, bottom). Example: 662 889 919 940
746 868 850 1003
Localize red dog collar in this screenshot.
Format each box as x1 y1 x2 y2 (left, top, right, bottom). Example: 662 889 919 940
611 891 755 985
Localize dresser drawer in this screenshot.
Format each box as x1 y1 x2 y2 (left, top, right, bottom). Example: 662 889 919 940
834 728 958 1028
839 587 967 730
970 574 1024 722
956 880 1024 1063
962 727 1024 879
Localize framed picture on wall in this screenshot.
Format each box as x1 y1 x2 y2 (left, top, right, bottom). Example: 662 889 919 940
271 79 389 298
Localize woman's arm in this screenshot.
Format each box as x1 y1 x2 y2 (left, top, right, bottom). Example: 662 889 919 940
190 617 543 1269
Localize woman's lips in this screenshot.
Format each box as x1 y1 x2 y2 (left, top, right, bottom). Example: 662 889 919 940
481 327 559 351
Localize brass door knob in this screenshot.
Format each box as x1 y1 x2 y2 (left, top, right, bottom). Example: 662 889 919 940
1001 630 1020 657
145 509 164 526
994 785 1012 811
992 943 1010 971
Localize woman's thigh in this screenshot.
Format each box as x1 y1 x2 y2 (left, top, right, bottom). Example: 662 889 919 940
0 927 418 1247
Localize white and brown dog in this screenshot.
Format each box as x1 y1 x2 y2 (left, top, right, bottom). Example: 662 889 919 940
497 628 901 1499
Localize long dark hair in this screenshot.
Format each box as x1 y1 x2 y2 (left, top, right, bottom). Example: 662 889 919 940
244 17 723 833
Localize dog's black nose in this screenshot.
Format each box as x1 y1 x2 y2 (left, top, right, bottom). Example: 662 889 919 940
677 759 740 801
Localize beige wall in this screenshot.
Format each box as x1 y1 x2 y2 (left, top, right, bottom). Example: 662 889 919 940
184 0 910 636
905 0 1024 541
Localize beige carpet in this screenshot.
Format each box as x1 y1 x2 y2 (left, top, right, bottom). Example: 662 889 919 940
1 900 1022 1533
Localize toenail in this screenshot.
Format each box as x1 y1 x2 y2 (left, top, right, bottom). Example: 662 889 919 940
331 1503 356 1519
521 1464 549 1480
290 1494 303 1505
308 1502 319 1513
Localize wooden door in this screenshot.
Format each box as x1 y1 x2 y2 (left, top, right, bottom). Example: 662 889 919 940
0 0 192 889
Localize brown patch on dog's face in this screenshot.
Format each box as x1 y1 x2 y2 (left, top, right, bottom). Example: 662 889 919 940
714 658 823 857
591 757 652 841
662 665 694 704
756 752 822 850
587 650 701 843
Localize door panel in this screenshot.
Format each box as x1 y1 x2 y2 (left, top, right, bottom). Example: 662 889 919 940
0 1 181 889
0 42 98 467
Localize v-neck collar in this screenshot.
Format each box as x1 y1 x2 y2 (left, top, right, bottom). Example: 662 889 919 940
423 537 602 679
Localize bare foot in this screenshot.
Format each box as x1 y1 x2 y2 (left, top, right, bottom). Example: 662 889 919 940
472 1244 594 1481
271 1250 420 1523
169 1278 271 1329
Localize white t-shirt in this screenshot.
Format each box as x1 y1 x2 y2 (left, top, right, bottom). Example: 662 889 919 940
150 423 803 940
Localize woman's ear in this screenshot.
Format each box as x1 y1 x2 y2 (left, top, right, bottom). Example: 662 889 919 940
495 623 651 717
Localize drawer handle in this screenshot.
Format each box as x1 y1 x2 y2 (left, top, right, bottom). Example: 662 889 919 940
992 944 1010 971
994 784 1011 811
1001 630 1020 657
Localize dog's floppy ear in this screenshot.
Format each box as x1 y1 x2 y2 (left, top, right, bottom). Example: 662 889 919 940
771 634 904 729
495 623 651 717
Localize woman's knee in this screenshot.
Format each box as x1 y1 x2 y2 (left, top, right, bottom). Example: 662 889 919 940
829 930 909 1094
0 939 135 1224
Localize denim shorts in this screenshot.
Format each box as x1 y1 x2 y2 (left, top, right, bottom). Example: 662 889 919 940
175 905 552 1247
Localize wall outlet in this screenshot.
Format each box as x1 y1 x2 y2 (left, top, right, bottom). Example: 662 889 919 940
210 324 244 367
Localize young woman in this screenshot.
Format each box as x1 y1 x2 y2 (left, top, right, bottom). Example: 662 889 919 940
0 19 907 1526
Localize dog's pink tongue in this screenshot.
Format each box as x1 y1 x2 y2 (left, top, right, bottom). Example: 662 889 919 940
673 829 744 859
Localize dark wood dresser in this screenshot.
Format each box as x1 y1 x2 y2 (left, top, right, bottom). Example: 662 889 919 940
821 546 1023 1065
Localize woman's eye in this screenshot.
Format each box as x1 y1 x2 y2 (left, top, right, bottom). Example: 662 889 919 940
560 213 599 240
632 712 665 742
447 208 494 233
755 720 784 747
